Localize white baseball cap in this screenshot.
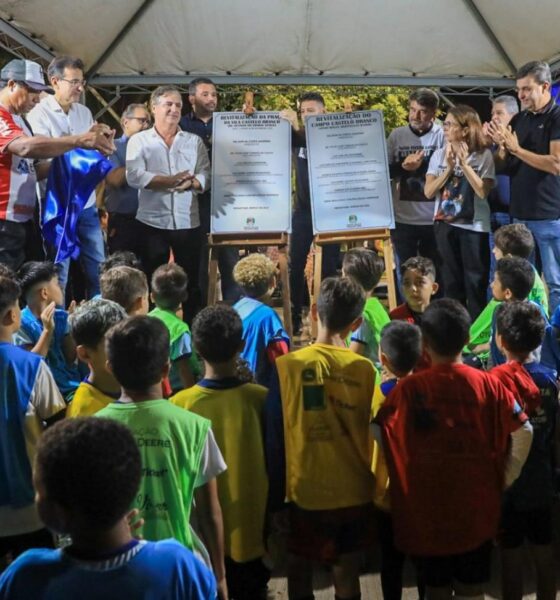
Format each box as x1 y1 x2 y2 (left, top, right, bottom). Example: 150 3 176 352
1 59 53 93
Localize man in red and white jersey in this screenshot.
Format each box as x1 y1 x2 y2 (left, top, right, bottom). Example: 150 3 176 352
0 59 114 270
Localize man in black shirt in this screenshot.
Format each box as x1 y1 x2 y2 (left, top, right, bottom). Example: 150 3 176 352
280 92 340 335
180 77 241 303
489 61 560 313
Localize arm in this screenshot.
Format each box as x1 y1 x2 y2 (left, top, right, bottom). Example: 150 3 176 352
62 334 77 365
193 479 228 600
507 138 560 176
26 302 56 358
192 137 210 193
265 339 289 365
349 340 366 356
175 357 195 389
504 420 533 488
105 166 127 187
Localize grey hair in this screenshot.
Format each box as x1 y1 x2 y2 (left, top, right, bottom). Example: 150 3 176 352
47 56 85 80
492 95 519 116
121 103 150 122
515 61 552 85
409 88 439 111
150 85 182 106
69 298 127 348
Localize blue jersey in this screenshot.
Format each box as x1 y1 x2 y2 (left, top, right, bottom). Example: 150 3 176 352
16 307 80 398
507 362 559 510
233 296 289 386
0 539 216 600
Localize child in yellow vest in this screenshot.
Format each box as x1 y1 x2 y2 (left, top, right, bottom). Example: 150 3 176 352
172 304 270 600
372 320 424 600
67 298 127 417
268 276 376 600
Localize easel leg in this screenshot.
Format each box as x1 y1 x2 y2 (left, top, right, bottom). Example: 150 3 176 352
207 245 219 306
311 244 323 339
383 237 398 311
278 245 293 340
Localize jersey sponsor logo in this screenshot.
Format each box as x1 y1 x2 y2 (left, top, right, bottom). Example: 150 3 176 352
0 116 13 136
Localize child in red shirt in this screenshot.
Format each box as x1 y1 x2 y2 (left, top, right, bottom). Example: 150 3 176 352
376 298 533 599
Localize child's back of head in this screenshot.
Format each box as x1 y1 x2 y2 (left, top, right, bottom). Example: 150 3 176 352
192 304 243 364
0 275 21 327
233 253 276 299
99 250 143 275
151 263 188 311
494 257 535 301
494 223 534 259
69 298 127 349
35 417 141 534
495 300 545 356
380 321 422 377
106 315 170 393
342 247 384 293
421 298 471 358
316 276 365 333
100 266 148 314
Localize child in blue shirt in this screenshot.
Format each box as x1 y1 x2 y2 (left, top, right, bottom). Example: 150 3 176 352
15 261 81 401
233 253 289 386
0 417 216 600
0 273 66 564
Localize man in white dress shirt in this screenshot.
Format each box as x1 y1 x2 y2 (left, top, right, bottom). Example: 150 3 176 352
126 85 210 322
27 55 112 300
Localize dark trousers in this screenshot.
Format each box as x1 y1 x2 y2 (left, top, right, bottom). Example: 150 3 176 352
289 209 340 326
225 556 270 600
0 218 44 271
107 212 145 256
434 221 489 320
137 222 202 324
391 221 442 298
198 197 241 303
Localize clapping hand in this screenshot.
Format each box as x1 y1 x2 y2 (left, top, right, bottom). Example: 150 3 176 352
402 150 424 171
40 301 56 333
444 143 456 169
454 141 469 165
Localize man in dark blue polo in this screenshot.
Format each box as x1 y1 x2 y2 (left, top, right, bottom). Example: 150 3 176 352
489 61 560 312
180 77 240 303
105 103 151 255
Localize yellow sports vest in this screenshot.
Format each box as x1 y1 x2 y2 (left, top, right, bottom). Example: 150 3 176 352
277 343 376 510
66 382 115 417
171 382 268 563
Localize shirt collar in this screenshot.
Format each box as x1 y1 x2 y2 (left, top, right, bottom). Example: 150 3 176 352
198 377 244 390
529 98 555 116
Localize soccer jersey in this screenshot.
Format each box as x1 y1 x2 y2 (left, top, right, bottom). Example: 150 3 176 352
172 378 268 563
350 296 390 367
16 307 81 399
376 363 527 556
233 296 289 386
276 343 376 510
0 106 37 223
0 539 216 600
66 381 118 418
0 343 65 537
97 400 212 548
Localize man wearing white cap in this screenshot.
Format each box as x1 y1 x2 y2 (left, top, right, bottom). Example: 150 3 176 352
0 58 114 271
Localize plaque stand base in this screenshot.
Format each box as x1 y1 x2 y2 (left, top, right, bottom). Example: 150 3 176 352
311 228 397 338
207 232 293 339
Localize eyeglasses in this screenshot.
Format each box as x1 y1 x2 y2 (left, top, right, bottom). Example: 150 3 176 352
128 117 151 125
59 78 86 88
442 121 460 129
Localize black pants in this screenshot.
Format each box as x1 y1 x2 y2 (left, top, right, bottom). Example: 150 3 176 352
107 213 145 256
137 222 202 324
0 219 44 272
289 208 340 327
434 221 489 320
225 556 270 600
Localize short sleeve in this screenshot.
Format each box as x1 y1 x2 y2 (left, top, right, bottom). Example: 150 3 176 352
549 110 560 141
170 332 192 361
427 148 443 176
0 111 24 153
195 428 227 487
386 130 397 163
30 361 66 420
478 149 496 181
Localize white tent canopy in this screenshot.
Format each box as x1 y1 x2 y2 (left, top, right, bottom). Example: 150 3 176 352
1 0 560 88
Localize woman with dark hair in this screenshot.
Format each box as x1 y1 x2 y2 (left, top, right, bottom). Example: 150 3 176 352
425 104 495 319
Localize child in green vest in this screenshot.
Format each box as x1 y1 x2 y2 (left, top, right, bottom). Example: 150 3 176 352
172 304 270 600
97 316 228 599
149 263 200 392
343 247 390 369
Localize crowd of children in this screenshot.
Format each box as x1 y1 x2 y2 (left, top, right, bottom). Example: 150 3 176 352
0 223 558 599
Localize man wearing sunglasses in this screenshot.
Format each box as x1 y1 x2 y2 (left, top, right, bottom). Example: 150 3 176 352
27 55 115 300
105 104 151 254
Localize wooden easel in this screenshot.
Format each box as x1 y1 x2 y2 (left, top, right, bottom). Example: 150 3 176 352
310 228 397 337
207 232 293 339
